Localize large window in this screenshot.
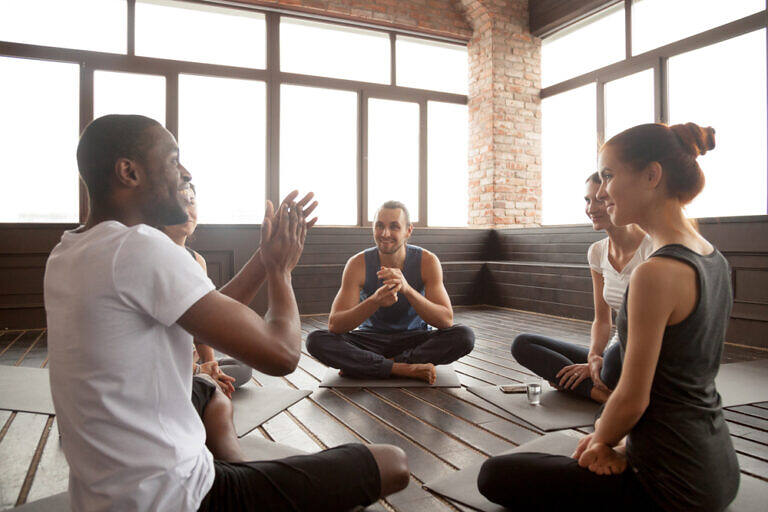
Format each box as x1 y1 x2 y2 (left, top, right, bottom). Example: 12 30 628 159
0 0 126 53
396 37 468 95
1 1 468 226
668 30 767 218
542 84 597 225
94 71 166 123
542 3 625 88
367 99 420 222
541 1 767 223
280 85 358 225
0 57 80 223
280 18 389 84
632 0 765 55
136 0 266 68
428 102 469 226
604 69 654 141
178 75 266 224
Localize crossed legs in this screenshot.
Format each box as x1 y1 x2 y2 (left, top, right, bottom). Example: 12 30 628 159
191 377 409 510
511 333 622 402
306 325 475 383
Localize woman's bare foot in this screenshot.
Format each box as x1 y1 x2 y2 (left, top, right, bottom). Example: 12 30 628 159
391 363 437 384
590 386 610 403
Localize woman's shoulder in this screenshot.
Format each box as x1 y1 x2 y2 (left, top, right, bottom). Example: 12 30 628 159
637 234 655 260
587 237 609 271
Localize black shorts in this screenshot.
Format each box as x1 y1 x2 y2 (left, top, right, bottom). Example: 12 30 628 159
191 375 217 419
197 443 381 511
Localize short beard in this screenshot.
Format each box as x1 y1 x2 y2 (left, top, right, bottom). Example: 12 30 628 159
377 239 405 255
144 193 188 227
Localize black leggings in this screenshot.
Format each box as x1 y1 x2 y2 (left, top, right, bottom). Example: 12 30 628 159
477 452 661 512
511 333 622 399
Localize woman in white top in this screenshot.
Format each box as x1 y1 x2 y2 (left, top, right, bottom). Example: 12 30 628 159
511 172 653 402
163 184 252 396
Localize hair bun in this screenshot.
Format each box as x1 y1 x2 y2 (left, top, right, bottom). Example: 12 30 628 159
670 122 715 157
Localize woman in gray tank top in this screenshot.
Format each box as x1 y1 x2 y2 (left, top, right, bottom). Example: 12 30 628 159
478 122 739 512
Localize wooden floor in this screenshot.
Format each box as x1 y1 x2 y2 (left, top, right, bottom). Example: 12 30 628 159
1 306 768 510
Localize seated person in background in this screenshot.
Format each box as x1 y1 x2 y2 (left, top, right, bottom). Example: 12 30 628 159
44 114 409 511
163 183 252 395
511 172 653 403
478 122 739 512
307 200 474 384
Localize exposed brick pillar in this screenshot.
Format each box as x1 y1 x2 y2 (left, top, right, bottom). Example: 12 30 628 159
457 0 541 227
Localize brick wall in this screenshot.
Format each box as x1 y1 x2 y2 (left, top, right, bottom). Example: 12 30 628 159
458 0 541 227
232 0 473 40
227 0 542 227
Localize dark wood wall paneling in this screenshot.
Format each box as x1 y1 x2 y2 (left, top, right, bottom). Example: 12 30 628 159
529 0 618 37
0 225 490 327
1 218 766 349
491 216 768 349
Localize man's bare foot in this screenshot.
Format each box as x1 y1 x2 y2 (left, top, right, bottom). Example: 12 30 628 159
391 363 437 384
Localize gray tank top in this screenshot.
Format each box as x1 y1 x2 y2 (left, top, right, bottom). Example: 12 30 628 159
616 245 739 512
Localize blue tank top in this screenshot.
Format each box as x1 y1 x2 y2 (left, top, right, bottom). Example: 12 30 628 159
358 245 428 332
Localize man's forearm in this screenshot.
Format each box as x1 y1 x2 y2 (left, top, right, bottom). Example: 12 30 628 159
328 297 380 333
194 342 216 363
263 271 302 370
220 249 267 305
403 289 452 329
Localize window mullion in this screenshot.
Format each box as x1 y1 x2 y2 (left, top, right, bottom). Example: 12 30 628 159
360 91 369 227
266 12 280 209
418 100 428 227
79 64 94 223
127 0 136 56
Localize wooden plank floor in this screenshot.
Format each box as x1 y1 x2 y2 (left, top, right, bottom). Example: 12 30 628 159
1 306 767 510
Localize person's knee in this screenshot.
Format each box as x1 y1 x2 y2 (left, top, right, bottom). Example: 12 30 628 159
511 333 535 360
367 444 409 496
601 349 622 390
451 324 475 357
204 384 233 420
305 330 329 359
477 457 507 503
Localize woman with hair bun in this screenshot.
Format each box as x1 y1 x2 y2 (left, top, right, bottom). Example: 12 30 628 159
478 122 739 512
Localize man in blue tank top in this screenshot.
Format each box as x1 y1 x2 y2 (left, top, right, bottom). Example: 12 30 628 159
306 201 475 383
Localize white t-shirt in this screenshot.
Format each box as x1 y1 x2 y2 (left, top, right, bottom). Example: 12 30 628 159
588 235 654 312
44 221 216 512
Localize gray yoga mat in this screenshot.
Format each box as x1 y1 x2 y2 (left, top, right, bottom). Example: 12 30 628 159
231 381 312 437
0 365 55 415
716 359 768 408
14 492 70 511
240 434 309 459
467 383 600 431
319 364 461 388
424 432 580 511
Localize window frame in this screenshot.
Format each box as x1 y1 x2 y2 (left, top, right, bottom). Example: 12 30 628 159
541 0 768 220
0 0 469 227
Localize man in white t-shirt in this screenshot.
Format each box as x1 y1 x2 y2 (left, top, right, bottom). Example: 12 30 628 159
44 114 409 511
